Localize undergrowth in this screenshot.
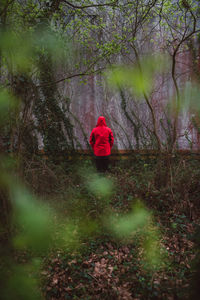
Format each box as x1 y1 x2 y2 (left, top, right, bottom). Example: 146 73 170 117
16 156 200 299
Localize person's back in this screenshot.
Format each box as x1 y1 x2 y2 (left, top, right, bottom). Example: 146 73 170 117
90 116 114 172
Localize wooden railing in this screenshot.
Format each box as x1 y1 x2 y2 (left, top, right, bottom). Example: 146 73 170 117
38 149 200 161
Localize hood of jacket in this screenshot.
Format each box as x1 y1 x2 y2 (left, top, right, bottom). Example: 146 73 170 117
96 116 107 127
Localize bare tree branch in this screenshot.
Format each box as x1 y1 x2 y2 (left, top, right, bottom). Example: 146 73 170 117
63 0 118 9
36 67 105 88
131 44 162 151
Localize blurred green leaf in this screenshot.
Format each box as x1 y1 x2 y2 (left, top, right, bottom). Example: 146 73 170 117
0 28 72 73
0 30 34 73
3 263 42 300
143 226 162 268
56 220 80 250
167 81 200 116
34 28 72 64
106 54 169 97
181 81 200 112
87 175 114 198
11 186 54 253
0 89 17 124
108 200 163 269
109 201 150 238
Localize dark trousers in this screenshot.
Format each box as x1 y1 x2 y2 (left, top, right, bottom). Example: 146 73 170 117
95 156 109 172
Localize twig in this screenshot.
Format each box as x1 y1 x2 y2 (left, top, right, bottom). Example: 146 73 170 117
88 272 99 282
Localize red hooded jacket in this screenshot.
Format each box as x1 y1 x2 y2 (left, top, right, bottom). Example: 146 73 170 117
90 116 114 156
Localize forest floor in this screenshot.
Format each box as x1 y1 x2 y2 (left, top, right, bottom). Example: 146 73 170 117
6 157 200 300
26 157 199 300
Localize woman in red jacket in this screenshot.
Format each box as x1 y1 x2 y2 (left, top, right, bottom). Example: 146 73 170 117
90 116 114 172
